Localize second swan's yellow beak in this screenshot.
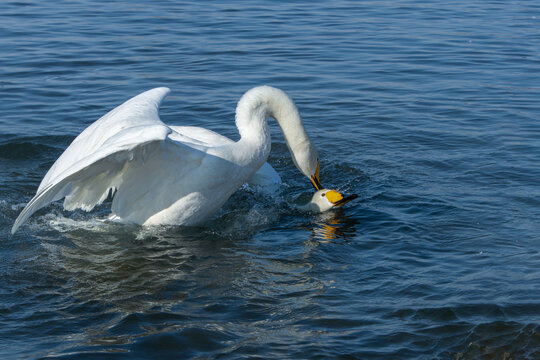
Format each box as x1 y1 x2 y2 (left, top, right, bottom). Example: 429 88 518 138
326 190 358 207
310 160 323 190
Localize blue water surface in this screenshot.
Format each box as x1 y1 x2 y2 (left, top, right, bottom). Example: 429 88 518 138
1 1 539 359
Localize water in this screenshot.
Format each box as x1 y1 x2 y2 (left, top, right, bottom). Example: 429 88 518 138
1 1 539 358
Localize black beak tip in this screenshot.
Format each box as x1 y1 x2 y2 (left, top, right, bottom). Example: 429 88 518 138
334 193 359 207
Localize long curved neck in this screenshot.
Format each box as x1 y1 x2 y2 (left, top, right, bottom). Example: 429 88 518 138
234 86 318 177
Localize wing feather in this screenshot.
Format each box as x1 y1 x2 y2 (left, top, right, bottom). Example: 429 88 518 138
38 87 170 193
12 87 172 234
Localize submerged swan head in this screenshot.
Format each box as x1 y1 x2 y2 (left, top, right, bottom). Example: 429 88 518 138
299 189 358 212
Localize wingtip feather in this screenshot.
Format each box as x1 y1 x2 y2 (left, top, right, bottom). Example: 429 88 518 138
11 207 29 234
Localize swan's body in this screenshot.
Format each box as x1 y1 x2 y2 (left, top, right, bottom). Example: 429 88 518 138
12 86 323 234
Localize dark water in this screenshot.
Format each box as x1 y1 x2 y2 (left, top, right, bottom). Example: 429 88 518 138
1 1 539 359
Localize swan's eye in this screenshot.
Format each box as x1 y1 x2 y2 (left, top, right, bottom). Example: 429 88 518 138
321 193 326 198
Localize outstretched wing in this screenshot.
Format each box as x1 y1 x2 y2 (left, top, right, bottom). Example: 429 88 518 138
12 88 173 234
38 87 170 193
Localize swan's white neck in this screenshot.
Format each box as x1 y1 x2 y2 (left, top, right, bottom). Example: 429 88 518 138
234 86 319 178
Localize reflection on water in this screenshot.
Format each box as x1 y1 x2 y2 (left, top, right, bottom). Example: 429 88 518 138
308 210 359 243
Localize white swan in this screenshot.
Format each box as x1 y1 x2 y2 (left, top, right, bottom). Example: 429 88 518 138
12 86 338 234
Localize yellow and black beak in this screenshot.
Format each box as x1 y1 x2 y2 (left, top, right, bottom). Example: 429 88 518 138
332 193 358 207
326 190 358 208
310 160 323 190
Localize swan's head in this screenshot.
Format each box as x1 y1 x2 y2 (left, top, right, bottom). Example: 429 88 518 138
301 189 358 212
